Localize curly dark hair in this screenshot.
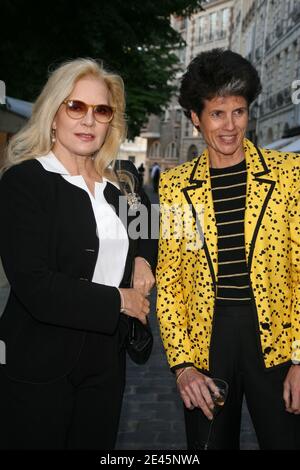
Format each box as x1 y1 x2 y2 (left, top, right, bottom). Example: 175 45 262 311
179 48 262 119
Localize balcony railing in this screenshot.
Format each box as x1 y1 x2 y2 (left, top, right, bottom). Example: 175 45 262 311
292 4 300 22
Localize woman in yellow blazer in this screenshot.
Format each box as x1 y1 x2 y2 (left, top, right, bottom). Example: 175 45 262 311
156 49 300 450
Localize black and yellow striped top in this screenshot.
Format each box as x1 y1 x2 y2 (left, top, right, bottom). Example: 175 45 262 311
210 158 252 305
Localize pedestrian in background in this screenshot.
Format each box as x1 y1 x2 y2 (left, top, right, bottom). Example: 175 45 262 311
137 162 145 187
151 161 160 193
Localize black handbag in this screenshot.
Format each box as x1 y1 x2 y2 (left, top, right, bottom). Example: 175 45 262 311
123 263 153 365
125 316 153 365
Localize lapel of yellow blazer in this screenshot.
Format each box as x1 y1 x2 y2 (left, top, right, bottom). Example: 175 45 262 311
182 147 218 294
243 139 276 271
182 138 276 291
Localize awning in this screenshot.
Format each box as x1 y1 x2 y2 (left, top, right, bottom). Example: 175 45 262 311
280 137 300 153
0 96 33 134
140 132 160 139
6 96 32 118
264 136 296 150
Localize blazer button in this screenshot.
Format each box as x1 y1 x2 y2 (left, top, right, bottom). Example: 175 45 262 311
80 277 88 281
85 248 95 252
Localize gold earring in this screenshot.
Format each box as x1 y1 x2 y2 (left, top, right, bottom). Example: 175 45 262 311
51 128 56 144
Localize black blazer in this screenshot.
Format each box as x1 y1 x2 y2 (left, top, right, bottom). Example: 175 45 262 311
0 159 157 383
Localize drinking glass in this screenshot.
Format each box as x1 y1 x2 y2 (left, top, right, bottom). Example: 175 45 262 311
203 378 229 450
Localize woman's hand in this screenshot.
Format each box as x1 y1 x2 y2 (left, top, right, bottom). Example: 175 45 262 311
119 288 150 325
133 257 155 296
176 367 218 420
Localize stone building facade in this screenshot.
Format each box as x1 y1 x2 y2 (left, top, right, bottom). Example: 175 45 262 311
141 0 233 175
141 0 300 171
140 15 188 182
180 0 233 163
230 0 300 146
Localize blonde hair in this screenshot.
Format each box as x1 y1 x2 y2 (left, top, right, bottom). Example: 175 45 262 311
1 58 126 183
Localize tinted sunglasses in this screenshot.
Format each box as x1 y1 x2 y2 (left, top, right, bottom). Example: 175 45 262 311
63 99 114 123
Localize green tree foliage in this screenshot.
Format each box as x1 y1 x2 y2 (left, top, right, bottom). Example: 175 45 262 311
0 0 204 137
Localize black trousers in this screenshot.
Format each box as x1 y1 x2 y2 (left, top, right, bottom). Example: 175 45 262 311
0 332 125 450
184 303 300 450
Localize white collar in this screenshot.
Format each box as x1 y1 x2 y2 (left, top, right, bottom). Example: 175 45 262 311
37 151 70 175
36 151 120 188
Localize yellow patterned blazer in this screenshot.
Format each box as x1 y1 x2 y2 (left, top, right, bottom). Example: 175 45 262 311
156 139 300 371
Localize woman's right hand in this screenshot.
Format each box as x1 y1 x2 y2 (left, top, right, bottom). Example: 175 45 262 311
119 288 150 325
176 367 218 420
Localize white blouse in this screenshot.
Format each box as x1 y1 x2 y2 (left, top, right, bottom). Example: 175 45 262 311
36 152 129 288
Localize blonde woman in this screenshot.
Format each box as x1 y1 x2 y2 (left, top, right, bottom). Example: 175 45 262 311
0 58 156 449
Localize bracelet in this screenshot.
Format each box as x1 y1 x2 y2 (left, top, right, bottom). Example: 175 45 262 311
118 288 126 313
176 369 186 383
176 366 196 384
137 257 152 270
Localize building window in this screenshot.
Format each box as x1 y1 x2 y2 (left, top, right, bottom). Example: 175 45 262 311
283 49 289 88
266 128 274 144
198 16 205 44
221 8 230 38
178 47 186 64
149 141 161 158
292 41 298 80
165 142 177 159
164 109 170 121
245 25 255 59
209 12 217 41
185 119 190 137
176 109 182 123
283 123 290 137
178 16 187 30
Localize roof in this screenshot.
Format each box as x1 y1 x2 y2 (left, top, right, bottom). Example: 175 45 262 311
280 137 300 153
264 136 296 150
